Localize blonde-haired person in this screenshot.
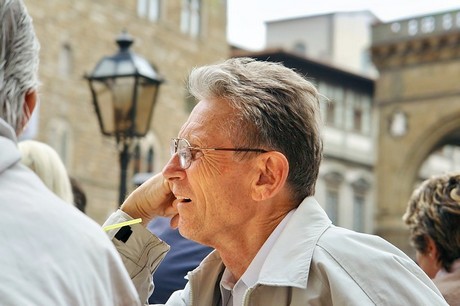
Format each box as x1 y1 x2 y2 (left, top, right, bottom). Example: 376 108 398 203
404 172 460 305
18 140 74 204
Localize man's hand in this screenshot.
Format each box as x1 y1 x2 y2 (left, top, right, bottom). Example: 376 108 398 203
120 172 177 225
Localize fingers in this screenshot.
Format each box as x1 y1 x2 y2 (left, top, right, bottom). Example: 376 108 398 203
120 172 176 224
161 195 179 217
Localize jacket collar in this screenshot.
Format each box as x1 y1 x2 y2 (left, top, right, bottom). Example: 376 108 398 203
190 197 331 291
258 197 331 288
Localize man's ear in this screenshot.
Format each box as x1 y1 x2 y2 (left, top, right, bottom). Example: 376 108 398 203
20 89 37 131
251 151 289 201
24 89 37 118
426 236 439 260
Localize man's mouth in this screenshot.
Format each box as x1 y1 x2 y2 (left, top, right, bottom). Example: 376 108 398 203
177 196 192 203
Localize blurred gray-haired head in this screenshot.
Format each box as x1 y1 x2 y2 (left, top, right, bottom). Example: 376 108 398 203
0 0 40 134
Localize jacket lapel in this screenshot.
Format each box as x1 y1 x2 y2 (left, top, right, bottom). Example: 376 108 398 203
258 197 332 288
188 251 225 305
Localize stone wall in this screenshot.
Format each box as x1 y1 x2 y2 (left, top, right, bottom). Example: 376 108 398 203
23 0 229 223
372 11 460 254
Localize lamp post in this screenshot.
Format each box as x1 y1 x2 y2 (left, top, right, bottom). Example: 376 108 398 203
85 31 164 205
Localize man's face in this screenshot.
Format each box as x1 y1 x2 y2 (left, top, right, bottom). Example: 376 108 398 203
162 99 259 246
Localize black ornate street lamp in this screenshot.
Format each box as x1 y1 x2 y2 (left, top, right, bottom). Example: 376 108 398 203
85 31 164 205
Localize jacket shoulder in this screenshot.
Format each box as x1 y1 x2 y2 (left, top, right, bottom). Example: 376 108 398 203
312 226 447 305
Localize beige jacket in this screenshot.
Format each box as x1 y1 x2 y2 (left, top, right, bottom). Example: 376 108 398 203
107 198 448 306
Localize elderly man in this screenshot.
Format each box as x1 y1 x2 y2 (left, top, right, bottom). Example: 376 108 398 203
0 0 140 304
105 58 448 305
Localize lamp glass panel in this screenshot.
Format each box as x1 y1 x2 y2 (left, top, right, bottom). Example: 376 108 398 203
91 77 135 135
111 77 135 134
135 78 157 135
91 80 115 134
132 54 158 80
116 60 136 76
92 59 116 78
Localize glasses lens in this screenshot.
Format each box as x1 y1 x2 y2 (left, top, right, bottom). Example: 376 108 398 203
177 139 191 169
170 139 178 156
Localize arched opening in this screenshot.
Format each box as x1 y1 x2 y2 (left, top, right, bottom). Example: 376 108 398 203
416 135 460 191
401 112 460 210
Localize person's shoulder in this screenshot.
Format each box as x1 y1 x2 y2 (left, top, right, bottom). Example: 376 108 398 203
56 205 112 242
314 225 420 280
312 226 447 305
433 270 460 302
317 225 404 257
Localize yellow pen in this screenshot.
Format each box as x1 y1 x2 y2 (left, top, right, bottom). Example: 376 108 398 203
103 218 142 231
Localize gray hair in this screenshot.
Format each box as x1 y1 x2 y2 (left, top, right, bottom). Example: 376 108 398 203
0 0 40 134
188 57 323 204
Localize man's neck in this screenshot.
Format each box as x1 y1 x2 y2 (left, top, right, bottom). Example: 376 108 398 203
217 208 292 280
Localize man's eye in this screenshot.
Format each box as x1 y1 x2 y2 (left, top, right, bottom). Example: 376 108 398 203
192 149 204 159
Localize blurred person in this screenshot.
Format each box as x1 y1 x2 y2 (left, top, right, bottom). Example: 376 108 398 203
404 172 460 305
0 0 140 304
147 217 213 304
18 139 74 204
70 176 87 213
105 57 448 305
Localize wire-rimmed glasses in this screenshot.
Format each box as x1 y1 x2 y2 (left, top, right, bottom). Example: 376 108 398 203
170 138 267 169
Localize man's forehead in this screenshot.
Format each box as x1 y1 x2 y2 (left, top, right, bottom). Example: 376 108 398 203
191 99 233 123
179 99 233 139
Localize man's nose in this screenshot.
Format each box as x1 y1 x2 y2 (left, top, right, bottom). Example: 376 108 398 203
162 153 185 181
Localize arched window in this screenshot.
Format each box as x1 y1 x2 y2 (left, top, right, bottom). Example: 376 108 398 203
323 171 344 225
181 0 201 37
318 82 344 128
351 178 370 232
138 0 162 22
59 43 73 77
46 118 73 167
131 132 162 186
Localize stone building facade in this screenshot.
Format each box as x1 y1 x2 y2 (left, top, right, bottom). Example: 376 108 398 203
372 9 460 254
259 12 378 234
266 11 379 78
23 0 229 223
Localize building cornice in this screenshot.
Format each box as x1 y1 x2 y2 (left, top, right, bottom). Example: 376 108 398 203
371 10 460 70
371 31 460 70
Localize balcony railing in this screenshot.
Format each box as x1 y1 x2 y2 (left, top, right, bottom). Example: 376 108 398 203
372 10 460 45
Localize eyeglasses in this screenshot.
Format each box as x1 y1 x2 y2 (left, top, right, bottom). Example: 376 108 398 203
170 138 267 169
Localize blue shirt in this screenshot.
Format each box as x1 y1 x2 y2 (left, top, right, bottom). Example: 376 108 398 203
147 217 213 304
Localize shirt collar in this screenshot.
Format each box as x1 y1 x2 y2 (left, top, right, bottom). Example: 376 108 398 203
220 209 296 305
241 208 296 287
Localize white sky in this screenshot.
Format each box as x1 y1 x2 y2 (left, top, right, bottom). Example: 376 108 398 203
227 0 460 50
